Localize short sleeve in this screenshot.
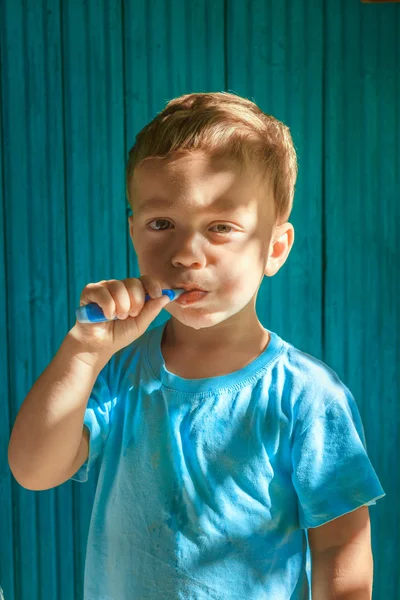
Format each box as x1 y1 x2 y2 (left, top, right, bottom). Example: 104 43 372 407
71 365 115 483
291 388 386 529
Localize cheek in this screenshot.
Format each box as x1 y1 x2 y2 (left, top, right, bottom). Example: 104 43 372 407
135 242 162 269
216 255 264 305
217 266 256 301
134 253 156 278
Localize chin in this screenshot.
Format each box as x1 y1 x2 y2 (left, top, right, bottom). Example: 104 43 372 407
166 307 232 330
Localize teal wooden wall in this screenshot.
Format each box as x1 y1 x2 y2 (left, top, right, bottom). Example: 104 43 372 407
1 1 399 598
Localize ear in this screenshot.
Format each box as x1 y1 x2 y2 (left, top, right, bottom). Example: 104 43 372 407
264 222 295 277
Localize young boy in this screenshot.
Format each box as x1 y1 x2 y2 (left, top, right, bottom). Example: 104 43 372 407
9 92 385 599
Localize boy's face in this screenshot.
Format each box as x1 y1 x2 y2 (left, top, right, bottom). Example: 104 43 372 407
128 151 293 334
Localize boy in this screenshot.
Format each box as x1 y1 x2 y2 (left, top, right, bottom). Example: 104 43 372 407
9 92 385 599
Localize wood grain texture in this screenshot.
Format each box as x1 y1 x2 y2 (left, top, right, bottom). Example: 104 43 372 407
1 0 398 599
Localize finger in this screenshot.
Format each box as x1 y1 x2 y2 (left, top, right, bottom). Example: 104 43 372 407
123 278 147 317
133 293 172 332
80 283 117 321
105 280 133 318
137 275 163 299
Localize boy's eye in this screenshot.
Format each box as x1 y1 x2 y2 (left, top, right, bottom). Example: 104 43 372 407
147 219 233 234
148 219 171 231
211 224 232 234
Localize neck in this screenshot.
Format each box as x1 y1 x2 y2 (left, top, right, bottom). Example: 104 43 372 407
162 310 269 356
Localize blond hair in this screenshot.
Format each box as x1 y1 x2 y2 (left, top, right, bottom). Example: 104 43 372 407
126 91 298 224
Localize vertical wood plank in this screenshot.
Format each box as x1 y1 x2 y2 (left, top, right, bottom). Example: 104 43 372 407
1 1 40 597
0 0 15 595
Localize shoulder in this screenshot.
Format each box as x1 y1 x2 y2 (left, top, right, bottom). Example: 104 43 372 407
282 339 345 393
274 337 354 432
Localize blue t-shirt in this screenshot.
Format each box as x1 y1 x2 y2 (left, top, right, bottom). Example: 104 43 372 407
72 321 385 600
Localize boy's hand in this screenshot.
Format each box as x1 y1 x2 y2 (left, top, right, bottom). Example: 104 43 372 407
68 275 172 360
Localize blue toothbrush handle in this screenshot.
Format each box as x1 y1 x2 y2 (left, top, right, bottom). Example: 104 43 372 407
75 288 184 323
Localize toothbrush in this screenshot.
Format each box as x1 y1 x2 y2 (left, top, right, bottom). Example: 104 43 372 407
76 288 185 323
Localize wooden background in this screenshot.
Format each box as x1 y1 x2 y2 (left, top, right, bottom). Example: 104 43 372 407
1 0 399 598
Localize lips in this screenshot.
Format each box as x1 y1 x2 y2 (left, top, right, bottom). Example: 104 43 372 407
174 289 208 306
174 284 208 292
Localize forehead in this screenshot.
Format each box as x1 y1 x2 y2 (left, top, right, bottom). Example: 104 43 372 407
131 152 273 216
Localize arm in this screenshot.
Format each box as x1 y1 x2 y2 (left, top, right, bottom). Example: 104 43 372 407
8 332 111 491
308 506 373 599
9 276 170 491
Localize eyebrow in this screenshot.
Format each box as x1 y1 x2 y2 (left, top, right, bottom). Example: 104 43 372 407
134 196 244 215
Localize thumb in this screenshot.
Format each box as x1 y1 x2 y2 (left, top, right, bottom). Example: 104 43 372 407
134 294 173 334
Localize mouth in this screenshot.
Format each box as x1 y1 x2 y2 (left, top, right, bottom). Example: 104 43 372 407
174 289 209 306
174 284 208 292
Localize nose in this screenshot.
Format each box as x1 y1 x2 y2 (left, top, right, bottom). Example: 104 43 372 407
170 231 207 269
